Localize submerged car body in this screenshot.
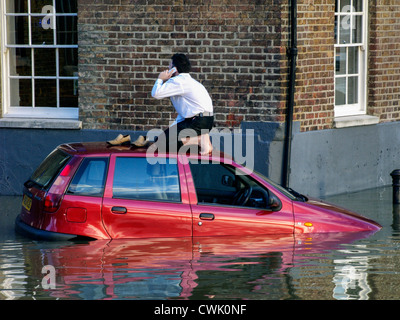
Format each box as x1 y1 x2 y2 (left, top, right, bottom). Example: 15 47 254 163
16 142 381 240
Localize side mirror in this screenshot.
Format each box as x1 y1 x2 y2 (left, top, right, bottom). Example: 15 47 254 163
267 193 282 211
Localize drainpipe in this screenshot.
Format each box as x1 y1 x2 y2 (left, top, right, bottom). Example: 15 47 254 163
282 0 298 189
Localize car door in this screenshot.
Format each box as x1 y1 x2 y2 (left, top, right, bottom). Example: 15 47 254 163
61 156 111 239
182 157 294 237
101 154 192 239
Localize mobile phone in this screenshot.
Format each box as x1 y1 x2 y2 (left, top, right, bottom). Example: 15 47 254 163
169 67 177 74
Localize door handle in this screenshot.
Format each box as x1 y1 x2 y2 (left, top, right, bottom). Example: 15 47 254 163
199 213 214 220
111 206 127 214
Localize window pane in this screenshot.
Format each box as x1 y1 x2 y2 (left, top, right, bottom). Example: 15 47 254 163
10 78 32 106
348 47 358 74
335 77 346 105
353 0 363 12
6 0 28 13
334 16 338 44
31 16 54 45
57 16 78 45
113 157 181 202
352 15 362 43
335 47 346 75
340 0 350 13
34 48 56 76
67 158 108 197
59 48 78 76
10 48 31 76
189 162 237 205
348 76 358 104
339 16 351 44
7 16 29 45
60 80 78 108
56 0 78 14
35 79 57 107
31 0 53 13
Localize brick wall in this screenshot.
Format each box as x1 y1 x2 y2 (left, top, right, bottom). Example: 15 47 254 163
75 0 400 132
78 0 287 131
293 0 335 132
292 0 400 131
368 0 400 122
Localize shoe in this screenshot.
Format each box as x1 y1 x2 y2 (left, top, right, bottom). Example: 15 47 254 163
132 135 149 147
107 134 131 145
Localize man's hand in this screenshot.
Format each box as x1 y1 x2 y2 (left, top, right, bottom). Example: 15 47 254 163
158 69 175 82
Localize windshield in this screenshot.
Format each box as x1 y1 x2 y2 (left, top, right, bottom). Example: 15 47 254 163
30 149 71 189
253 170 307 201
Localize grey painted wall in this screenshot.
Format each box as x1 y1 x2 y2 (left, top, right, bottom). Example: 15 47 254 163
0 129 143 195
290 121 400 197
1 121 399 198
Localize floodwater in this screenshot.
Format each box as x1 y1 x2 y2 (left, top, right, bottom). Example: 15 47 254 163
1 187 400 301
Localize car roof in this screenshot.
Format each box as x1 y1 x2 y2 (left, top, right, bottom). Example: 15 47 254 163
57 141 229 159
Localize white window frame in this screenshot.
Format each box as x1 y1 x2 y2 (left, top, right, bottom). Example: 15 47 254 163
1 0 78 119
334 0 368 118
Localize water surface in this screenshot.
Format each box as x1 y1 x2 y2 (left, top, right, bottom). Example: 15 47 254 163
1 187 399 300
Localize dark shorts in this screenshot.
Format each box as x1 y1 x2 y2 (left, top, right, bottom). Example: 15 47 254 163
157 115 214 151
176 115 214 137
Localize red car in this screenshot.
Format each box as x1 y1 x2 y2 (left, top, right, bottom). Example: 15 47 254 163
16 142 381 240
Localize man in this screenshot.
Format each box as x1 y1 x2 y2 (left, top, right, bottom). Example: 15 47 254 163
133 54 214 154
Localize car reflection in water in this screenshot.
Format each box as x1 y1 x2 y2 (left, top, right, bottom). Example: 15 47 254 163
22 231 377 300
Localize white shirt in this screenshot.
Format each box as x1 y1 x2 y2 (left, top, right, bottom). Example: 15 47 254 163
151 73 213 125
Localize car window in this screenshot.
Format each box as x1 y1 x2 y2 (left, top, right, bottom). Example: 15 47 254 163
189 161 236 205
189 160 270 208
112 157 181 202
67 157 108 197
30 149 71 189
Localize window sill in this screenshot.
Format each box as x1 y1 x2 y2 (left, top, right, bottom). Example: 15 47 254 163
333 115 379 129
0 118 82 129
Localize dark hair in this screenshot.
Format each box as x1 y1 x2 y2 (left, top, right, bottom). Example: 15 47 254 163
171 54 191 73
